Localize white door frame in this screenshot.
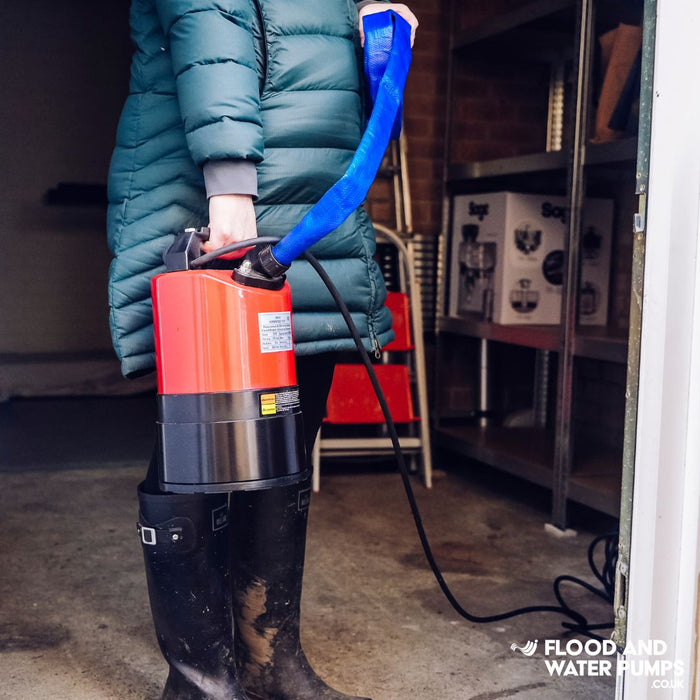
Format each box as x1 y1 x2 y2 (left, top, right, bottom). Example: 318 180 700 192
618 1 700 698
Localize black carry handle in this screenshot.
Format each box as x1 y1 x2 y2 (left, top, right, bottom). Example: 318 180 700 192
163 227 211 271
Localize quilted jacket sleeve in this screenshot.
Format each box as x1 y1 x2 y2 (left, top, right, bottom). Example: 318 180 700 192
154 0 264 167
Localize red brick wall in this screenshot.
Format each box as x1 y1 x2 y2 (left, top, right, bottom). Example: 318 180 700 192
365 0 451 236
451 1 552 163
366 0 550 237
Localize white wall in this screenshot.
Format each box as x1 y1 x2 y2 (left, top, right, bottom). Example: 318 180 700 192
618 0 700 697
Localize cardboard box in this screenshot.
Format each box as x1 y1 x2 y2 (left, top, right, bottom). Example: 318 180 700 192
448 192 613 325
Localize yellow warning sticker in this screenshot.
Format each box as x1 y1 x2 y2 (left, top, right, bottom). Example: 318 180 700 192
260 393 277 416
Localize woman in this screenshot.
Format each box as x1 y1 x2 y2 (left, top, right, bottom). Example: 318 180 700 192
107 1 417 698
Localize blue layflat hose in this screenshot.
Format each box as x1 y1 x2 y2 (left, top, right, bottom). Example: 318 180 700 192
270 10 412 267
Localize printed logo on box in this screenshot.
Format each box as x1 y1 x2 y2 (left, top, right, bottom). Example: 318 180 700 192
468 201 490 221
541 201 568 223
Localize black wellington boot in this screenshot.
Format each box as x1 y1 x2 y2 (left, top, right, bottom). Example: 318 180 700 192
137 483 249 700
229 477 370 700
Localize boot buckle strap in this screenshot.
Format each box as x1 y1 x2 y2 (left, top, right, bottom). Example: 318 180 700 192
136 517 195 550
138 524 157 545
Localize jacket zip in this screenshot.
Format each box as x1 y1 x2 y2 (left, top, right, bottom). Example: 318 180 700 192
252 0 268 91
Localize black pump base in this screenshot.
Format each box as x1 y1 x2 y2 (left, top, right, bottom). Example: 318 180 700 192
161 470 307 494
157 388 306 494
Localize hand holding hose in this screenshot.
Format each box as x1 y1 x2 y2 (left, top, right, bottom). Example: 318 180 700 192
358 4 418 47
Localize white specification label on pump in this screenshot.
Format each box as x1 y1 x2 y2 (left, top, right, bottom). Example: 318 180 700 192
258 311 293 353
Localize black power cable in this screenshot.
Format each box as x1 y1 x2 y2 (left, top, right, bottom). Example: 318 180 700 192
192 237 616 636
555 532 618 640
304 250 609 631
190 236 283 268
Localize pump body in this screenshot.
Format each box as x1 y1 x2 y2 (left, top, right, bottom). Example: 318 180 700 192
151 267 305 493
149 10 412 495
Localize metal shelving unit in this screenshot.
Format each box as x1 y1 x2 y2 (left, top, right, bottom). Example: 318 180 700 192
435 0 638 527
437 424 554 487
438 314 628 363
447 151 567 183
453 0 576 61
436 423 622 518
438 314 561 351
447 137 636 184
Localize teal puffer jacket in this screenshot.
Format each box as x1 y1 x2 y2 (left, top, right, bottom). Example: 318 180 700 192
107 0 393 378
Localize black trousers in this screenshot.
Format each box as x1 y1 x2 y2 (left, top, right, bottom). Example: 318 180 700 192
143 352 338 494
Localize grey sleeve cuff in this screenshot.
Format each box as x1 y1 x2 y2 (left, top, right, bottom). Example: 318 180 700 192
203 159 258 199
356 1 390 8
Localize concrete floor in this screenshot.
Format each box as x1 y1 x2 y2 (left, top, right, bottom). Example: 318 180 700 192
0 396 618 700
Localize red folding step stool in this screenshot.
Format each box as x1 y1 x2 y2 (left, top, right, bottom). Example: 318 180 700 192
311 229 433 491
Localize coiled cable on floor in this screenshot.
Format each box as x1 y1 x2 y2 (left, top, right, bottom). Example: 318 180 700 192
554 532 618 640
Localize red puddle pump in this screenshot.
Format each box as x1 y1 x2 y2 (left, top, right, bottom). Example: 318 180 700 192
151 228 305 493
